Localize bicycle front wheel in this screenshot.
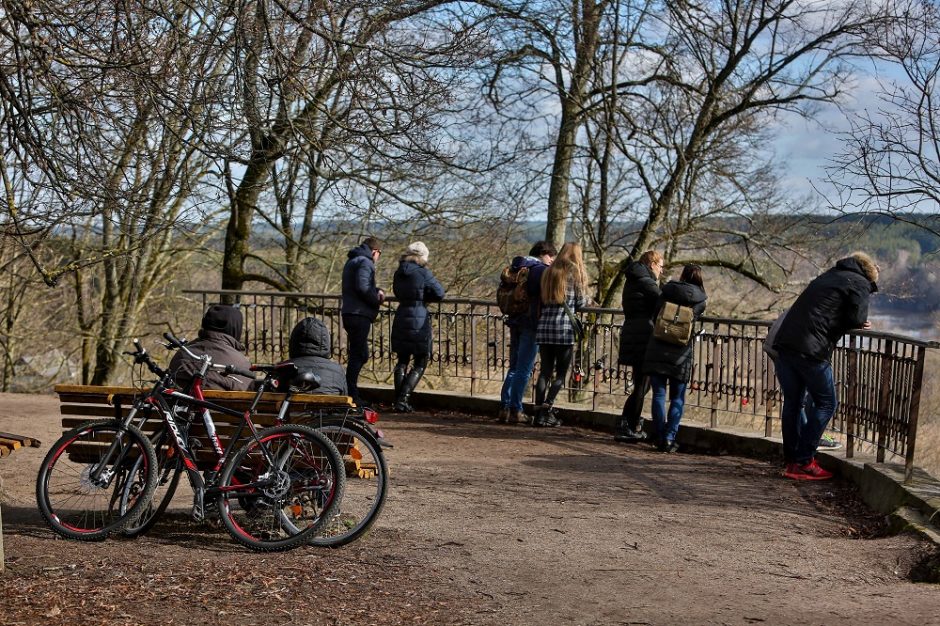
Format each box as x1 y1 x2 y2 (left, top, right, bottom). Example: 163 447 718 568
308 422 388 547
217 424 345 552
36 420 157 541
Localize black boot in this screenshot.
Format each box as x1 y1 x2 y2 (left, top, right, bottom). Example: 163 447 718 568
395 366 425 412
393 363 407 407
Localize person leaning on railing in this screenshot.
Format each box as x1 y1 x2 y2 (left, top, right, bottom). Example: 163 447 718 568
341 236 386 407
533 242 590 427
773 252 879 481
643 264 707 453
391 241 446 413
614 250 664 443
498 241 557 425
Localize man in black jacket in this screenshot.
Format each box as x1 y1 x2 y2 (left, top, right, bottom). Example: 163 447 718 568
341 236 386 406
773 252 878 480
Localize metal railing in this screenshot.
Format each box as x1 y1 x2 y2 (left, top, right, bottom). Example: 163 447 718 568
185 289 937 482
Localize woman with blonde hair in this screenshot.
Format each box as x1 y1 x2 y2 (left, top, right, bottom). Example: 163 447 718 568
533 242 589 427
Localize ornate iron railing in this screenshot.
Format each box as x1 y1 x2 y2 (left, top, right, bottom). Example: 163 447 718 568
185 289 937 482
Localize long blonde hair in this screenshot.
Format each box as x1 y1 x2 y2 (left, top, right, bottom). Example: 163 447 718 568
541 242 588 304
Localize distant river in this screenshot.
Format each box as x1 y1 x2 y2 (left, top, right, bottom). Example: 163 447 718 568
868 311 938 342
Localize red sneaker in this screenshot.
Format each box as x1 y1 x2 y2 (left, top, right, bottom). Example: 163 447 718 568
784 459 833 481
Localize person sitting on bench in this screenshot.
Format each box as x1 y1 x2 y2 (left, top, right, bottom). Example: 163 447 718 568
288 317 348 395
169 304 254 391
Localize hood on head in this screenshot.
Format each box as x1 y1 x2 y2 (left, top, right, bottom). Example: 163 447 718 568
626 260 654 281
289 317 331 358
835 253 879 290
201 304 243 340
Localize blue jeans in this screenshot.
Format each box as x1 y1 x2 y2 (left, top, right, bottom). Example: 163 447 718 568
774 351 838 465
500 325 538 411
649 374 687 444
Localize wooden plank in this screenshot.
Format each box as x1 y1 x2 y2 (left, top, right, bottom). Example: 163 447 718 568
0 438 22 451
0 445 12 458
0 432 41 447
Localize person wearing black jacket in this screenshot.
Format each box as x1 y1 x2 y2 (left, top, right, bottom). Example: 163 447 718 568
615 250 663 442
773 252 878 480
288 317 348 395
341 237 386 406
643 265 707 452
391 241 446 412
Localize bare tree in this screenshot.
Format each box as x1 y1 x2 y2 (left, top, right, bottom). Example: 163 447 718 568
827 0 940 237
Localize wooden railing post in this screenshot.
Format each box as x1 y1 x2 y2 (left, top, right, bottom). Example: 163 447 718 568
904 346 928 484
875 339 894 463
710 323 722 428
845 336 858 460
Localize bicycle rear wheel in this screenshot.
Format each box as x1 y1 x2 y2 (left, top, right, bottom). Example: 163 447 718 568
308 422 388 547
217 424 345 552
119 427 183 538
36 420 157 541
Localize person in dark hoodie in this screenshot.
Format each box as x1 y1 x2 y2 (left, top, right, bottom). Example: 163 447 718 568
168 304 253 391
288 317 348 395
773 252 878 481
643 264 707 452
497 241 556 424
341 236 386 406
615 250 664 443
391 241 445 412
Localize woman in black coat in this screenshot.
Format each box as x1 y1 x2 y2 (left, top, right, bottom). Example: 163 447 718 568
615 250 663 442
643 264 707 452
391 241 445 412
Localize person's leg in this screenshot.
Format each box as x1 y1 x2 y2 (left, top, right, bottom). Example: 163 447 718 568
664 377 688 446
618 365 650 437
343 315 371 406
393 353 410 411
534 345 558 425
649 374 667 445
773 353 807 465
797 359 838 464
508 327 537 411
544 344 573 408
500 326 521 417
397 353 429 413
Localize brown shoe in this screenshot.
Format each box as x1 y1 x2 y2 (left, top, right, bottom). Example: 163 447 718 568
497 407 510 423
508 408 529 425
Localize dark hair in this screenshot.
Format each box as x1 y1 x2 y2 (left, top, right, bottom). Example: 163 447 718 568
362 236 381 252
529 241 557 258
680 264 704 288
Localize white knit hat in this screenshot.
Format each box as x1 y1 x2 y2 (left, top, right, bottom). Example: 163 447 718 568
405 241 429 264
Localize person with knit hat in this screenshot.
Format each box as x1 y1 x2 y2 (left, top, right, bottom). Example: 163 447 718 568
390 241 445 412
168 304 254 391
773 251 879 480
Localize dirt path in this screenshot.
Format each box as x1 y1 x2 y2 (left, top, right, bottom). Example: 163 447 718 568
1 393 939 625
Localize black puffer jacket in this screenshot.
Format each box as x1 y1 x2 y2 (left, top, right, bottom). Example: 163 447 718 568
773 257 877 362
617 261 661 367
391 260 445 356
168 330 253 391
643 280 707 382
341 243 382 321
288 317 348 395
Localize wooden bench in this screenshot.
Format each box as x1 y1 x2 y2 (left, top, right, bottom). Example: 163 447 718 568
54 384 358 470
1 431 42 573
